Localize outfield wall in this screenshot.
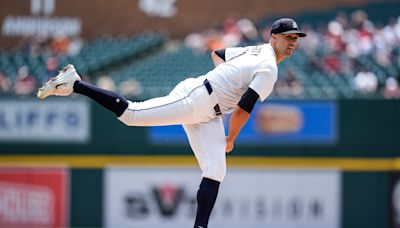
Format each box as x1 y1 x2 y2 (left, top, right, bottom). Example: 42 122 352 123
0 98 399 157
0 98 398 227
0 159 392 228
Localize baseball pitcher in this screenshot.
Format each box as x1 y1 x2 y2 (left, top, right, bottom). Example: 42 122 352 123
37 18 306 228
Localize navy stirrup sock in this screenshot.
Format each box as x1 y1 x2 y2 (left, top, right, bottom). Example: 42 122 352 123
73 81 128 117
194 178 220 228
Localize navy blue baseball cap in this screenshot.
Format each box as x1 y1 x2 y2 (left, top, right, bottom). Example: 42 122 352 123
270 18 307 37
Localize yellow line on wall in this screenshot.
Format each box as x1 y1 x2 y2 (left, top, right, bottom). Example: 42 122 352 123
0 155 398 171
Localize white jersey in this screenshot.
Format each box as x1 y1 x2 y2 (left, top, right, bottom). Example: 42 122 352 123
206 43 278 114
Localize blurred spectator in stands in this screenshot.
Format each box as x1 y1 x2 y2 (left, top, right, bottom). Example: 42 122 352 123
220 17 242 47
382 18 398 50
82 74 92 83
260 22 272 43
285 68 303 96
357 26 374 56
236 18 259 44
326 20 346 52
352 10 374 55
13 65 37 95
96 75 116 91
119 79 142 97
204 29 226 51
373 17 399 68
20 36 38 56
51 35 70 56
44 56 59 83
298 23 321 56
392 47 400 68
353 68 378 94
307 55 323 72
185 16 259 52
340 10 373 58
274 80 288 97
67 35 83 56
351 10 373 32
0 71 11 95
275 68 303 96
22 35 50 57
372 24 391 66
382 77 400 99
185 32 207 53
22 34 81 57
335 11 351 30
323 51 342 75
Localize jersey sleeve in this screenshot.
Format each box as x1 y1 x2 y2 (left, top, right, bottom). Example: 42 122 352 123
225 46 252 61
249 61 278 102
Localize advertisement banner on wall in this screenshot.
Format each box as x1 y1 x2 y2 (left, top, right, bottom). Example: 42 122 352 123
0 167 69 228
104 167 341 228
0 99 90 142
149 101 337 145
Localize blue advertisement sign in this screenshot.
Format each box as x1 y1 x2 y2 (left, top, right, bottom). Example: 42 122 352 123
0 100 90 142
237 101 337 145
148 101 337 145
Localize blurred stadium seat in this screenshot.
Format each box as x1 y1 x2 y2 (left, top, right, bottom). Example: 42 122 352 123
1 1 399 100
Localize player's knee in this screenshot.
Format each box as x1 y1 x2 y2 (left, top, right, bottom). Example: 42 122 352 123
217 166 227 182
207 162 226 182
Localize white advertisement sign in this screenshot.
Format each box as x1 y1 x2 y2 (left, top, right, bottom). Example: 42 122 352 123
138 0 177 18
104 167 341 228
0 100 89 142
2 16 82 38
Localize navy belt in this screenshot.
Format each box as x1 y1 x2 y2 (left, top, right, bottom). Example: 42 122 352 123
204 79 222 116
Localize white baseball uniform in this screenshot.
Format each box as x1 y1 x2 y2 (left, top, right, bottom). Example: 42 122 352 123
118 43 278 182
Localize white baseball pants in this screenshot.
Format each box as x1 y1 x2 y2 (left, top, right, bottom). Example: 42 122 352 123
118 76 227 182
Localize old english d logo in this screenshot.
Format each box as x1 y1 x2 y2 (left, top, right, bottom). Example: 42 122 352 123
153 183 183 216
